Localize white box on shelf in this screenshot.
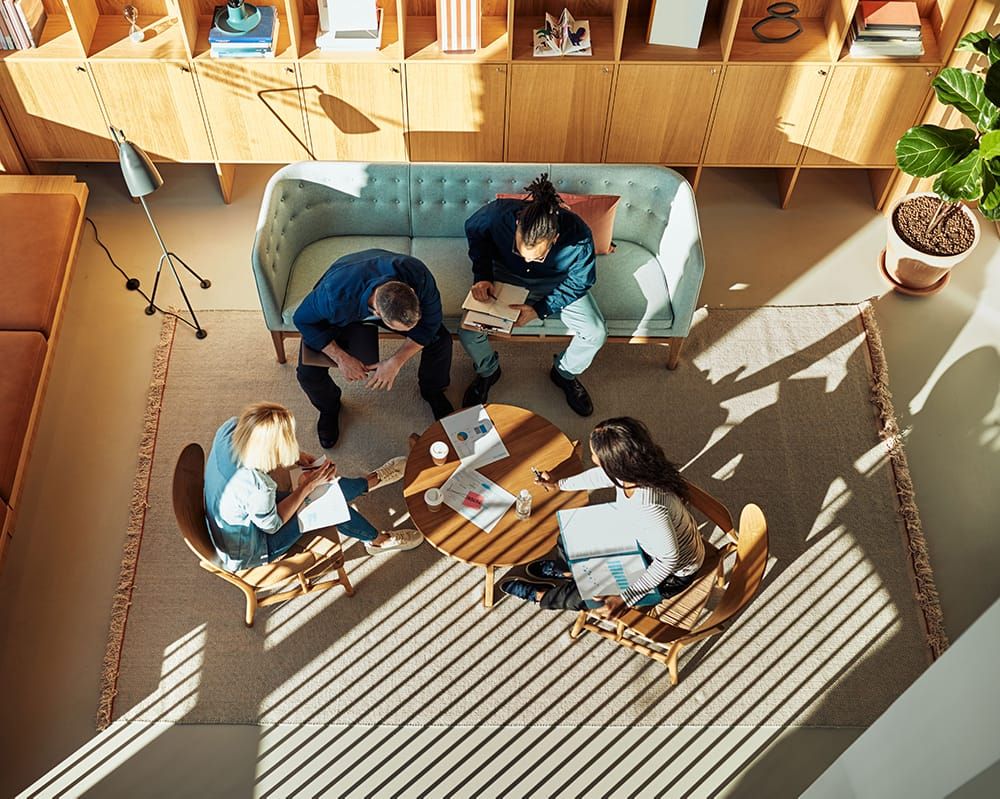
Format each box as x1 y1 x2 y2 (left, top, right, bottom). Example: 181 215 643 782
437 0 481 53
647 0 709 49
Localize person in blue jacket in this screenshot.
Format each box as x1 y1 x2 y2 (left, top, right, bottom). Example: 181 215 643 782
293 249 453 448
460 173 607 416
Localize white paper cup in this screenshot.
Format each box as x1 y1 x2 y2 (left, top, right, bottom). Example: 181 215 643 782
430 441 449 466
424 487 444 512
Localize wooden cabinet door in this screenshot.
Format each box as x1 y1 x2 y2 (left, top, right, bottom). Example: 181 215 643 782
90 61 213 162
405 63 507 162
606 64 721 164
704 65 828 166
804 65 935 166
508 64 613 163
0 60 116 160
195 62 310 162
299 63 405 161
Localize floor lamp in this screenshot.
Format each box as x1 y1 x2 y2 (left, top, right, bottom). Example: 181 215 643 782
111 128 210 339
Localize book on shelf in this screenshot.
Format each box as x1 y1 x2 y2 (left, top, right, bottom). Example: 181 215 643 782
209 5 278 57
533 8 591 57
1 0 44 50
849 1 923 58
0 4 13 50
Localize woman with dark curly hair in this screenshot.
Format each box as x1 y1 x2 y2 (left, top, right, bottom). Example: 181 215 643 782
459 172 607 417
501 417 704 618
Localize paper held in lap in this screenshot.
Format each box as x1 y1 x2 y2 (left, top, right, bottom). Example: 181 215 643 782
461 282 529 336
289 457 351 532
558 504 662 608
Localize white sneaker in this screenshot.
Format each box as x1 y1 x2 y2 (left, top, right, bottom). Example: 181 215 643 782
365 529 423 555
370 456 407 491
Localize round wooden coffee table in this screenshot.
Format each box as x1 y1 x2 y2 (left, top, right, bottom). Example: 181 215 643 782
403 403 586 607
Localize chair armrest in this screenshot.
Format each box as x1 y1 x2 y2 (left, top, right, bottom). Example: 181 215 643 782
655 180 705 338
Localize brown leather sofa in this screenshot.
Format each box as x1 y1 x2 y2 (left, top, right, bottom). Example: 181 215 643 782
0 177 87 571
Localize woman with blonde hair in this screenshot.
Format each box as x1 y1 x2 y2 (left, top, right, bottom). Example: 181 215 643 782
204 401 421 572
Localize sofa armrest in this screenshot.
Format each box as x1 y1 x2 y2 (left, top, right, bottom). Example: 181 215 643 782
656 180 705 338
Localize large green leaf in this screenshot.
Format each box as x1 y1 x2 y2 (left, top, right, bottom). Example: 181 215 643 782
896 125 977 177
957 31 995 55
979 130 1000 162
984 62 1000 111
933 67 999 130
980 163 1000 214
933 150 982 201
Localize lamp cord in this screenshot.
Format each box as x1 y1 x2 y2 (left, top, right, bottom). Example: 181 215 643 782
85 217 198 331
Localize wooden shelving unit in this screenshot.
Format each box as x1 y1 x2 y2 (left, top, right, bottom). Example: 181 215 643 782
0 0 976 207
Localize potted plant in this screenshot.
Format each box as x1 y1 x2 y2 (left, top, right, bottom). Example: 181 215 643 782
890 30 1000 294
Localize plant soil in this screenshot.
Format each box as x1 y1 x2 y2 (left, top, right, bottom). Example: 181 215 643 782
893 196 976 257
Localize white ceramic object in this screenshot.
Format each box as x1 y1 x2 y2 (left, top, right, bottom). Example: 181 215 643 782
885 192 980 290
430 440 449 465
647 0 709 49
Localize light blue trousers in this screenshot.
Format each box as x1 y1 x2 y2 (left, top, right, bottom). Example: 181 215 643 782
458 291 608 379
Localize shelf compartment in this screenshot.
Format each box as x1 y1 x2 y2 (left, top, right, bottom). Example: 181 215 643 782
620 6 723 63
404 14 508 61
728 16 833 63
511 15 616 62
299 13 403 61
838 18 941 65
193 13 295 60
88 15 190 59
0 15 85 59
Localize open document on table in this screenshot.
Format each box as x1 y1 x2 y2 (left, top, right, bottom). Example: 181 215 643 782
440 404 509 467
558 504 662 608
441 465 516 533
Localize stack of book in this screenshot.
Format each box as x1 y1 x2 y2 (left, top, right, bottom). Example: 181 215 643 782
848 1 923 58
209 4 278 58
0 0 45 50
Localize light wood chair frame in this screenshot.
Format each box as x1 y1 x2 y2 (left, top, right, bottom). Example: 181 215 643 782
569 482 768 685
173 443 354 627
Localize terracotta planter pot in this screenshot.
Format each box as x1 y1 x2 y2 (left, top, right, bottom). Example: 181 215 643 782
886 192 980 290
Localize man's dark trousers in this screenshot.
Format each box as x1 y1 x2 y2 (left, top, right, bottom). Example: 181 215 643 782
296 321 453 416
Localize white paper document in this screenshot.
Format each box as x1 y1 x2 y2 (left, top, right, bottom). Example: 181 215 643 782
441 466 516 533
440 404 509 467
461 282 529 323
290 457 352 532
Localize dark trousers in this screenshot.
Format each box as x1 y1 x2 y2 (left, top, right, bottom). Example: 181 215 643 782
296 322 453 416
536 550 696 611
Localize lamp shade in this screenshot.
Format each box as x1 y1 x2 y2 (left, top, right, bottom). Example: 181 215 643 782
117 139 163 198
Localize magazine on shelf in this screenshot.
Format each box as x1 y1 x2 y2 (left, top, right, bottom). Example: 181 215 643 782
558 504 662 609
533 8 591 57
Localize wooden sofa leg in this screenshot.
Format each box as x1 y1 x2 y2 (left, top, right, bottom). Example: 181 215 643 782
666 337 684 370
271 331 287 364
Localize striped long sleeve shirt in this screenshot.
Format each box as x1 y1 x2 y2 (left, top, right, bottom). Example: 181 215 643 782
558 467 705 606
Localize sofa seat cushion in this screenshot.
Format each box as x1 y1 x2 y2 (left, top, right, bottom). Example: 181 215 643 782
0 332 46 504
0 193 79 337
280 236 412 326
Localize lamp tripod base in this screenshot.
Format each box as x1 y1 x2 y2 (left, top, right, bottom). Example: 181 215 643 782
145 249 211 339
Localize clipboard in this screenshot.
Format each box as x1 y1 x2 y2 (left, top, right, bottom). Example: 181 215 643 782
460 310 514 338
301 343 336 368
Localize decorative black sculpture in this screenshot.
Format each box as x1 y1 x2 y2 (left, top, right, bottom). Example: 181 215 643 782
751 2 803 44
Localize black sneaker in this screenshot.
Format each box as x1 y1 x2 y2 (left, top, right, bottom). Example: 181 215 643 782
499 577 552 603
549 367 594 417
421 390 454 420
317 410 341 449
462 366 502 407
526 560 571 581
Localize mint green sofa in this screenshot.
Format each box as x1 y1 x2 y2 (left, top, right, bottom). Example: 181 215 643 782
252 162 705 368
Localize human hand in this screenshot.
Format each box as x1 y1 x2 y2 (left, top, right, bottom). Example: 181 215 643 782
471 281 496 302
510 304 539 327
298 451 318 467
335 352 370 382
533 469 557 492
364 356 403 391
593 595 626 619
298 460 337 490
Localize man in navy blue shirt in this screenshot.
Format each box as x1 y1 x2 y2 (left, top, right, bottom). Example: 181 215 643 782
294 249 453 447
460 174 606 416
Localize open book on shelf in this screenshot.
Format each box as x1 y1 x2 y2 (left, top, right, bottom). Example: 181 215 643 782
460 281 529 336
533 8 591 57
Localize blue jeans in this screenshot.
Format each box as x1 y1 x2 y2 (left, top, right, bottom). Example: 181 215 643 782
266 476 377 561
458 287 607 379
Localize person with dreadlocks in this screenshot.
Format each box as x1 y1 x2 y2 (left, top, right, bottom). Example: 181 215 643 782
500 417 705 618
459 173 607 416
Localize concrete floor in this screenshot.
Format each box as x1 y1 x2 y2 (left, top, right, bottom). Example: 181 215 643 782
0 164 997 798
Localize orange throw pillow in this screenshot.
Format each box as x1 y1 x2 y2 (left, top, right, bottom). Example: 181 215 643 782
496 192 619 254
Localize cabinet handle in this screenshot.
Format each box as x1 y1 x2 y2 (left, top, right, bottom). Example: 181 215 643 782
180 65 190 73
496 66 506 73
818 68 827 75
925 69 934 77
76 65 86 73
602 66 610 74
710 67 718 75
285 66 294 73
390 66 400 73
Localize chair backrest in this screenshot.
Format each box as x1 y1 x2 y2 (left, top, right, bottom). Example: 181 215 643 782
172 443 219 564
684 480 736 540
697 504 769 632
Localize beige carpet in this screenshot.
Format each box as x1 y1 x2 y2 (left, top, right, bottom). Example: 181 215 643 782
99 304 942 729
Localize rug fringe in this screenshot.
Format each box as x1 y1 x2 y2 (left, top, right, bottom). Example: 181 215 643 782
96 315 178 729
858 300 949 660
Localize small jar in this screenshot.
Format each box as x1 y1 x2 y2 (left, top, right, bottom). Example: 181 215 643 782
515 489 532 521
